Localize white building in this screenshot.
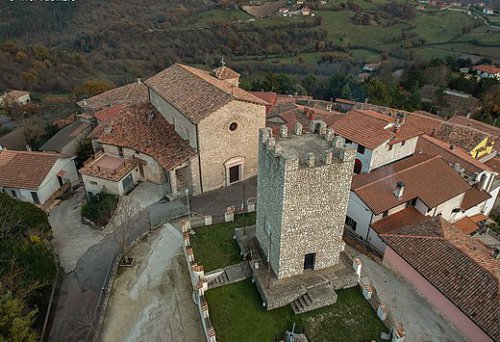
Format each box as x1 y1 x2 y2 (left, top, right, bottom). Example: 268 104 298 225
332 109 423 173
346 154 472 252
0 149 78 209
473 64 500 79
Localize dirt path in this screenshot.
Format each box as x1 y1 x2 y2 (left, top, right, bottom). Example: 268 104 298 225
100 224 203 342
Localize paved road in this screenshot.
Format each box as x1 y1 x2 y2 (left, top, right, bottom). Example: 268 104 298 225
356 253 467 342
49 193 186 341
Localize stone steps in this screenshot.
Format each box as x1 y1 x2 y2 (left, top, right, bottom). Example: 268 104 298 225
291 284 338 314
208 271 230 288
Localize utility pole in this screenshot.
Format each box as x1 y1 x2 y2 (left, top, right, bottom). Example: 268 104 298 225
242 183 246 235
267 231 272 289
185 188 190 222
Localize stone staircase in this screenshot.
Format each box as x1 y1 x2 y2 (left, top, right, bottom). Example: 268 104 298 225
175 169 187 191
208 271 230 288
291 283 338 314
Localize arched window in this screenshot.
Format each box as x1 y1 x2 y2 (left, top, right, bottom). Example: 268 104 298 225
354 159 363 174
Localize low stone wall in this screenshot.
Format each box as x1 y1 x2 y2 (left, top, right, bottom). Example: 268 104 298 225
349 255 406 342
181 220 217 342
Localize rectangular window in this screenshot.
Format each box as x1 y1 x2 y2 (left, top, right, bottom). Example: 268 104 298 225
388 144 393 151
345 216 357 231
118 146 124 157
410 198 417 206
357 145 365 154
31 192 40 204
401 140 406 146
11 190 17 198
345 139 352 144
382 210 389 218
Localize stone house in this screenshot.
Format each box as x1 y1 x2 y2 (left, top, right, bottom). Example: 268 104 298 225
381 216 500 342
255 122 355 279
332 109 423 174
83 103 196 199
0 90 30 106
0 149 78 209
346 153 472 252
145 63 267 193
40 120 92 155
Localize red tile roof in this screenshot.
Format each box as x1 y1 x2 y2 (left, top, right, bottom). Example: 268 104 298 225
145 64 267 124
416 134 491 174
470 213 489 223
250 91 277 106
448 115 500 138
381 216 500 341
332 110 422 149
0 150 62 190
485 157 500 172
473 64 500 74
94 104 127 123
96 103 196 171
212 66 240 80
6 90 29 100
454 216 479 235
461 187 492 210
352 154 471 214
371 207 427 235
77 81 148 112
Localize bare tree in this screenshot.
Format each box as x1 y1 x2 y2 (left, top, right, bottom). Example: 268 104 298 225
114 197 137 265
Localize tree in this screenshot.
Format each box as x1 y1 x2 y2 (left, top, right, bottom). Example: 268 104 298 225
482 84 500 121
0 285 38 342
115 197 138 265
341 83 353 100
365 78 391 106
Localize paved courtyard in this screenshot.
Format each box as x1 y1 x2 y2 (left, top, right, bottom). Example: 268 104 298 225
355 252 467 342
100 223 203 342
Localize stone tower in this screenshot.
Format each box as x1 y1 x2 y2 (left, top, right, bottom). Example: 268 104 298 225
255 121 355 279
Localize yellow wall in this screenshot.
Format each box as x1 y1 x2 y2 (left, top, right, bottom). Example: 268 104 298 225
470 137 493 159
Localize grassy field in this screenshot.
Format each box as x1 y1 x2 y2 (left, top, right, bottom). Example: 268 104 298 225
190 213 256 271
186 0 499 69
206 280 389 342
195 9 252 26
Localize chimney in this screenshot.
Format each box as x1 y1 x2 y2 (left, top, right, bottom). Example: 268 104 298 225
493 247 500 260
324 128 334 142
25 145 32 152
430 128 436 137
147 111 155 124
394 181 405 199
450 144 455 150
306 152 315 167
137 78 142 84
280 124 288 138
294 122 303 136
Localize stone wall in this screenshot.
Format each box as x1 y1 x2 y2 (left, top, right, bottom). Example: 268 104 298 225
197 100 266 192
256 126 356 279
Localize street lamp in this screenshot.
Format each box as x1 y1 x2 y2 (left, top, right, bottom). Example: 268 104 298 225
185 188 190 222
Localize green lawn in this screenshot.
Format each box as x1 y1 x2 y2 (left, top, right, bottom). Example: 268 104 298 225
190 212 256 271
206 280 389 342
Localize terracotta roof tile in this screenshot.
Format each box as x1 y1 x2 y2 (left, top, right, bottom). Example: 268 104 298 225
96 103 196 171
332 110 422 149
352 154 471 214
485 157 500 172
371 207 427 235
473 64 500 74
0 150 62 189
250 91 277 106
145 64 267 124
381 217 500 340
6 90 29 100
454 216 479 235
460 187 491 210
417 134 491 175
94 104 127 123
77 81 148 112
212 66 240 80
